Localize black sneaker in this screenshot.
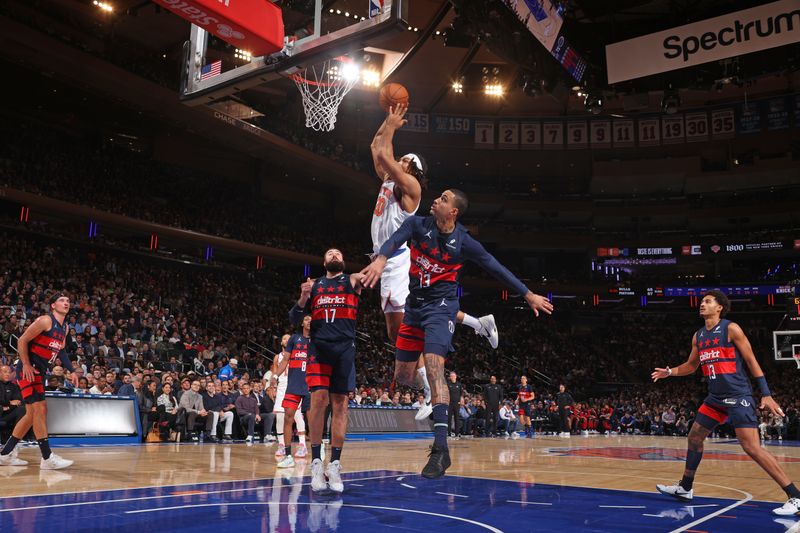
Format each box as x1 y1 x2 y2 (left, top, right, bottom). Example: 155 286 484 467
421 444 451 479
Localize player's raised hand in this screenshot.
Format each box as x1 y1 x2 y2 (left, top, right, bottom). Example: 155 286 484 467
386 104 408 129
524 292 553 317
651 367 671 382
360 256 387 289
300 277 313 298
760 395 785 418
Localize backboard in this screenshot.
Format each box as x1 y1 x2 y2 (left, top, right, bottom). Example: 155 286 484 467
180 0 409 106
773 330 800 366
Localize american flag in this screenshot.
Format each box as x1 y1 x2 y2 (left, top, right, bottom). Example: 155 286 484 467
200 60 222 80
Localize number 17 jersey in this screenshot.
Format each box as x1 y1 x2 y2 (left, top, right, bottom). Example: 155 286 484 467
310 274 359 344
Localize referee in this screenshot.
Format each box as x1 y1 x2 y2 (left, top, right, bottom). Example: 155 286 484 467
483 375 503 437
556 383 574 437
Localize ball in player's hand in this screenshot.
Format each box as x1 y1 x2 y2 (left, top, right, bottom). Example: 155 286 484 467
379 83 409 112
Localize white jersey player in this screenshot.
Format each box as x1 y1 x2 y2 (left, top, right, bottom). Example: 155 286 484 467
370 104 499 420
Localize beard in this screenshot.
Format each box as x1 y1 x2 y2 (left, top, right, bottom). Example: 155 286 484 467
325 260 345 273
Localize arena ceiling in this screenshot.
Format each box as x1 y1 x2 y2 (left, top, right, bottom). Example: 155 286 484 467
15 0 800 119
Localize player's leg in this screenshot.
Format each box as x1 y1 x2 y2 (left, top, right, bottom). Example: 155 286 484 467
731 406 800 515
420 350 452 478
456 310 499 349
325 344 355 494
384 311 403 344
277 393 301 467
293 408 307 457
657 401 718 501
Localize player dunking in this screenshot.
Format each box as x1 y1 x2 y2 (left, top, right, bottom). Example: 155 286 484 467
361 189 553 478
0 293 73 469
370 104 499 421
653 290 800 516
290 249 364 493
273 315 311 467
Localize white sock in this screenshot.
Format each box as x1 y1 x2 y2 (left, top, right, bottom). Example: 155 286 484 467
460 313 481 331
417 366 431 403
276 412 286 447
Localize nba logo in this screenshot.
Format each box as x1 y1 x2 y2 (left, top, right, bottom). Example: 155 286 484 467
369 0 385 18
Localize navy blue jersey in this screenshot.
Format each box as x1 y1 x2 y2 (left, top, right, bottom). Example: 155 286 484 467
517 384 534 404
28 313 67 372
695 319 752 398
284 333 310 396
310 274 359 343
378 216 529 304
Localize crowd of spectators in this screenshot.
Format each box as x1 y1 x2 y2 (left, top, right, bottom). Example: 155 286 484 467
0 227 797 445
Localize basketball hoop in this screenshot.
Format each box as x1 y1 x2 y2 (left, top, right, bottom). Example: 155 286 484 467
289 56 360 132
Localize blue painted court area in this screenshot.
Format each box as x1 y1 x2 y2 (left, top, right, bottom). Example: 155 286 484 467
0 469 793 532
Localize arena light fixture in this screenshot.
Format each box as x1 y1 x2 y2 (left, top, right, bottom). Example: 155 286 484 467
234 49 252 61
340 61 361 83
92 0 114 12
452 81 463 93
361 68 380 88
484 83 504 97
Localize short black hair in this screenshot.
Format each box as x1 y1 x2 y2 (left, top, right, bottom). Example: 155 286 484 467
450 189 469 219
703 290 731 316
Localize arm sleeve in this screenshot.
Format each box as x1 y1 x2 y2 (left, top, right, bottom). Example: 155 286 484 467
58 350 75 373
289 303 306 326
378 216 419 258
460 234 529 296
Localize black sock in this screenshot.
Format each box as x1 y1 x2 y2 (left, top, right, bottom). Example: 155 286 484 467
286 444 292 457
679 475 694 491
38 438 52 460
783 482 800 499
311 444 321 461
331 446 342 462
1 436 20 456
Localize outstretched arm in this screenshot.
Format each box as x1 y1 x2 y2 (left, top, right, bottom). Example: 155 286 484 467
729 322 784 417
652 333 700 381
461 234 553 316
289 278 314 325
370 116 391 180
372 105 421 213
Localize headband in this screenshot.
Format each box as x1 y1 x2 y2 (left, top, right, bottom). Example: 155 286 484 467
404 153 423 172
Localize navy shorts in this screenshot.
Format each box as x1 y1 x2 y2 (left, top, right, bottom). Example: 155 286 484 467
396 298 459 361
695 395 758 430
306 338 355 395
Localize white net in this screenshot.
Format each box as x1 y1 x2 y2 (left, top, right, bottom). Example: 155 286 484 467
291 58 359 132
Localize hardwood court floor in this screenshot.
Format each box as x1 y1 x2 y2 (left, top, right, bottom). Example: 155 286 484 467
0 434 798 532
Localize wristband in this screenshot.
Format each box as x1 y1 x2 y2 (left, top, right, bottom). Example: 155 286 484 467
666 366 672 376
754 375 771 396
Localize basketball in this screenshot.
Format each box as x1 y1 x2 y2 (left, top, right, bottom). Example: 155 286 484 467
379 82 409 112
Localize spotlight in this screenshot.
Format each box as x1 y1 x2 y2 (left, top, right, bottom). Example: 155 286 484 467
584 90 603 115
484 83 504 96
661 83 680 114
361 69 380 88
452 81 463 93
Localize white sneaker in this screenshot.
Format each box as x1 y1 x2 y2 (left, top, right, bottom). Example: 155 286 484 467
245 436 253 445
40 453 73 470
476 314 499 349
415 402 433 421
504 432 510 439
0 449 27 466
311 458 327 492
326 460 344 493
511 432 520 440
772 497 800 516
276 455 295 469
275 446 286 459
656 482 693 502
295 445 308 458
264 435 276 444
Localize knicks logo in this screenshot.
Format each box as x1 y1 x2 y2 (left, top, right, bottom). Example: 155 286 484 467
547 446 800 463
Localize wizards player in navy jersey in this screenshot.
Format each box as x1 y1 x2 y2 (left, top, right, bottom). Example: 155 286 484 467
517 376 535 438
361 189 553 478
0 293 74 470
273 315 312 468
289 248 365 493
652 290 800 516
